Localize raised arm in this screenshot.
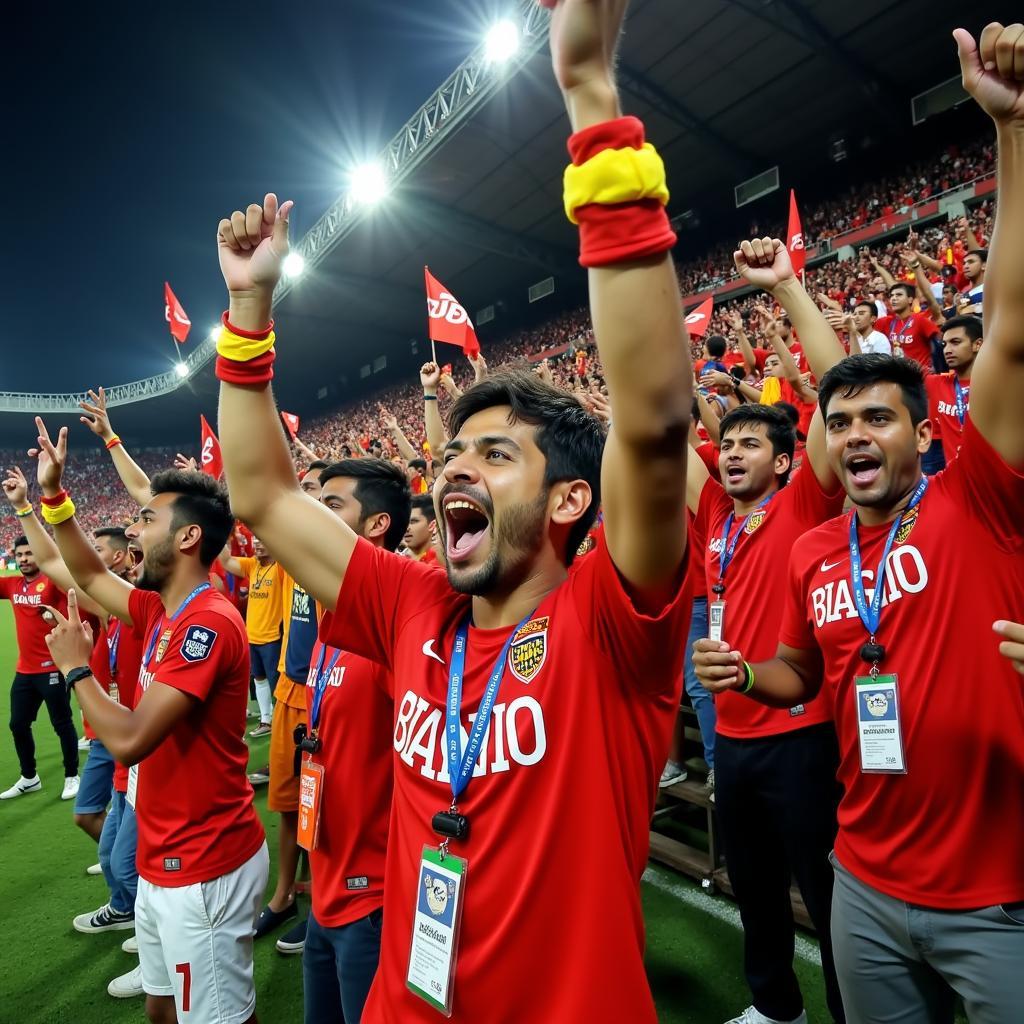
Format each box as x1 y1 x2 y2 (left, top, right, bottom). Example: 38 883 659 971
869 253 897 290
955 24 1024 465
79 388 153 507
379 405 418 461
215 193 357 611
291 434 320 465
420 362 449 456
727 310 758 375
31 419 134 624
905 251 946 323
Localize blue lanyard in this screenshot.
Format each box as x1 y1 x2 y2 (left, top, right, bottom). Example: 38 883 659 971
718 494 774 584
143 583 212 668
446 612 531 803
108 621 122 680
848 478 928 638
890 315 912 341
309 645 343 732
953 377 968 425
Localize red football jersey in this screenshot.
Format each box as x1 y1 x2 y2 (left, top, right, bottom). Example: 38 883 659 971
925 372 970 457
128 587 264 886
303 638 392 927
321 530 690 1023
696 466 845 739
779 420 1024 907
0 573 66 673
875 313 938 372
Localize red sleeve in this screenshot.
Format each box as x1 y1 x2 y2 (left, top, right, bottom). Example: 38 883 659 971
695 474 731 549
876 315 892 335
778 544 819 651
695 441 720 478
566 527 691 695
128 589 163 639
0 577 13 599
778 451 847 527
753 348 769 371
915 314 939 343
152 609 243 702
319 537 453 670
938 419 1024 553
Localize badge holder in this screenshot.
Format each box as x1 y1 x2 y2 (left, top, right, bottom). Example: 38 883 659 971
406 844 467 1017
854 668 907 775
296 756 325 851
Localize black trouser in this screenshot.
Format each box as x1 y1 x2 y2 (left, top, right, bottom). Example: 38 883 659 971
716 721 845 1024
9 671 79 778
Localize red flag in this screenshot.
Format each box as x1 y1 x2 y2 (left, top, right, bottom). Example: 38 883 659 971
684 296 714 338
164 282 192 343
199 415 223 479
424 267 480 358
786 189 806 276
281 411 300 440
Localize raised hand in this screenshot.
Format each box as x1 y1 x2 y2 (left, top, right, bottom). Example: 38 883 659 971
734 238 796 293
726 309 744 332
43 589 95 677
420 362 441 392
217 192 294 298
174 453 199 472
955 23 1024 124
2 465 29 508
79 387 115 441
29 417 68 497
378 405 398 431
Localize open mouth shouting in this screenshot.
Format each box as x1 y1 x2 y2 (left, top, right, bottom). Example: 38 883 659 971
724 463 747 487
845 452 883 489
443 492 492 564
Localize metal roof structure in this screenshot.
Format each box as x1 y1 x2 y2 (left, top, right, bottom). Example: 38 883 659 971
0 0 1001 446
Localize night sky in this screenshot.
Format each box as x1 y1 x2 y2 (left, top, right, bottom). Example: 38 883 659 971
2 1 501 392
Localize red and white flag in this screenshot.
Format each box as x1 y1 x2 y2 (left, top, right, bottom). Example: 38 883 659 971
424 267 480 358
164 282 192 343
281 411 300 440
786 189 806 277
684 296 714 338
199 415 223 479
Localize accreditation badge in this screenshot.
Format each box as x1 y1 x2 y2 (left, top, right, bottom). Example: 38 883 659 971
406 846 467 1017
708 600 726 643
854 674 907 774
296 760 325 851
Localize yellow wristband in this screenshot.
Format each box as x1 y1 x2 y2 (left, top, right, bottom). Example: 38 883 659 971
563 143 670 225
40 497 76 526
14 505 33 518
216 326 276 363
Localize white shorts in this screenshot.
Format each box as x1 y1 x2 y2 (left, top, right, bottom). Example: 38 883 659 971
135 843 269 1022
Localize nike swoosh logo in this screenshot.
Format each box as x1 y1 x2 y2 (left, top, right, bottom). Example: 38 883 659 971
421 639 445 666
820 559 844 572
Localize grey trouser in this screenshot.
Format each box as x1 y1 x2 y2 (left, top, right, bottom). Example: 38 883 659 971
830 852 1024 1023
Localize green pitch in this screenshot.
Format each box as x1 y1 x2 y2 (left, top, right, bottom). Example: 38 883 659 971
0 600 833 1023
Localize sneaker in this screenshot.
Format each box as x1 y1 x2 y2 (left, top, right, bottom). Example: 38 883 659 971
249 722 272 738
86 862 103 876
73 903 136 933
107 963 144 999
254 899 298 939
659 760 687 789
78 735 91 751
276 918 307 954
723 1008 807 1024
61 776 80 801
0 775 41 800
121 934 138 954
247 770 270 786
705 768 716 803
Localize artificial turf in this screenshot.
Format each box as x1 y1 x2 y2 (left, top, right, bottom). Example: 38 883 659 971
0 598 833 1023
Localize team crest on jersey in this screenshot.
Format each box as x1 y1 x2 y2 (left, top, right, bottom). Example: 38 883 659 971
745 509 768 534
155 628 173 663
180 625 218 663
508 616 549 684
894 505 919 545
35 581 46 593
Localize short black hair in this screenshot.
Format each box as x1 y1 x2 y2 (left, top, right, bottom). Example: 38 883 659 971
410 493 436 523
854 300 876 318
888 282 914 300
967 248 988 264
941 314 983 343
149 470 234 567
409 458 427 472
448 370 605 565
94 526 129 552
718 404 796 487
780 316 793 328
818 354 927 427
13 534 29 549
319 458 411 552
307 460 329 472
706 335 727 359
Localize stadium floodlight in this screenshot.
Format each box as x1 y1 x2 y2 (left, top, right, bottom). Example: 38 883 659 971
484 19 520 64
282 252 306 278
174 362 188 379
209 325 222 341
350 162 389 205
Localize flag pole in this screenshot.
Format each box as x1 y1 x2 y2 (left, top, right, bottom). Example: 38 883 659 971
431 339 438 366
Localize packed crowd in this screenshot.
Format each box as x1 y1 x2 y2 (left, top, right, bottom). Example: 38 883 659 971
1 10 1023 1024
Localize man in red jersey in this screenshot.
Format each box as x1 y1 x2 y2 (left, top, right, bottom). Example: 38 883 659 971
0 529 78 802
404 494 441 566
875 282 940 373
925 314 982 465
688 238 848 1024
215 3 692 1020
695 24 1024 1021
34 425 267 1024
299 458 409 1021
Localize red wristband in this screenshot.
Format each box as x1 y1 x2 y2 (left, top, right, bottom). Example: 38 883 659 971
216 350 276 385
40 490 68 507
567 116 677 268
222 310 274 340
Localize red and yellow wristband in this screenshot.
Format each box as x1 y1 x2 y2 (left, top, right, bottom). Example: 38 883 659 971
214 311 277 385
39 490 77 526
563 116 676 268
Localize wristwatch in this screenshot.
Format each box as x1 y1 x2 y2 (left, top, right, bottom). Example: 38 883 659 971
64 666 94 690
